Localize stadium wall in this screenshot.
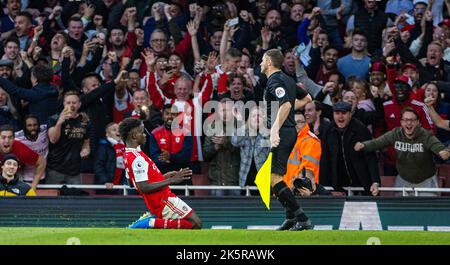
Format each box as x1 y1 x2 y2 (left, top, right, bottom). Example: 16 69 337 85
1 197 450 231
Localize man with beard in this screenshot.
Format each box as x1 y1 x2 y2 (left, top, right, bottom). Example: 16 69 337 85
127 70 142 93
355 107 449 196
308 46 339 86
15 115 48 185
337 30 371 80
257 9 289 54
283 2 305 49
382 75 433 175
370 60 392 101
0 124 46 190
149 104 193 179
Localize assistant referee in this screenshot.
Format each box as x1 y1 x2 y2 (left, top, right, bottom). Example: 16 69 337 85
261 49 313 231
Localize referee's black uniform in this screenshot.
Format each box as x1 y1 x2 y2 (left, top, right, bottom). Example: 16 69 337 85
265 70 312 231
265 70 308 175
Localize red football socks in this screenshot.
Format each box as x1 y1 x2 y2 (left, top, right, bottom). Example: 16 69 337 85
153 218 193 229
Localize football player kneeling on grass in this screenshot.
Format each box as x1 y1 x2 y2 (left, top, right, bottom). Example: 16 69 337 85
119 118 202 229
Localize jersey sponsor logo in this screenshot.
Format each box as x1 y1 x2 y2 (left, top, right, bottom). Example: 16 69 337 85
275 87 285 98
390 113 395 119
160 139 167 144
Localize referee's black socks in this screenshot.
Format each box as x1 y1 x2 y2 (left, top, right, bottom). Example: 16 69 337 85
273 181 309 222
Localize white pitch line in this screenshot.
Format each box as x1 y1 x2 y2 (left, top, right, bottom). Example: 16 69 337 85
247 225 279 230
427 226 450 232
314 225 333 230
210 226 233 229
387 226 424 231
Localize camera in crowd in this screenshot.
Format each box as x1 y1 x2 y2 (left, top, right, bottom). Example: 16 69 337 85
293 176 313 191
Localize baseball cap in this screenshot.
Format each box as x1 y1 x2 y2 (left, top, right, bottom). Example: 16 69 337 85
333 102 352 112
1 154 19 165
413 0 428 6
401 63 417 72
0 59 14 69
370 61 386 74
439 18 450 28
394 75 413 88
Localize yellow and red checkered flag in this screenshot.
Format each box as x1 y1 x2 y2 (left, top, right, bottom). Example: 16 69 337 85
254 152 272 210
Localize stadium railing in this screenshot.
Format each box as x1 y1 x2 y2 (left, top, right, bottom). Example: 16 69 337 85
35 184 450 196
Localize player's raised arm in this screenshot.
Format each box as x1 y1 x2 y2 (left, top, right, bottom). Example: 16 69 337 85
133 159 191 194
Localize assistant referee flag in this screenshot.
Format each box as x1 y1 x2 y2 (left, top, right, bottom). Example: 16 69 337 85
255 152 272 210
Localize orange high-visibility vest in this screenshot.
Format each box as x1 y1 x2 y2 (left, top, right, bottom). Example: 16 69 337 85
284 124 321 188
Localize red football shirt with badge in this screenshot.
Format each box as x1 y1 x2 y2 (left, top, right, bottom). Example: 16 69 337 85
123 147 175 217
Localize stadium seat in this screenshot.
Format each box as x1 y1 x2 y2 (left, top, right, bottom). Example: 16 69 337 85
36 189 60 196
437 164 450 195
192 174 210 196
380 176 396 197
80 173 95 184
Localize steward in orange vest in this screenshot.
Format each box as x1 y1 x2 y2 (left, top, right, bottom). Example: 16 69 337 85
284 123 321 189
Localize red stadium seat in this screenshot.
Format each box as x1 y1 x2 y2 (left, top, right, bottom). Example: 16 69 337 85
35 189 60 196
191 174 210 196
437 164 450 195
80 173 95 184
380 176 396 197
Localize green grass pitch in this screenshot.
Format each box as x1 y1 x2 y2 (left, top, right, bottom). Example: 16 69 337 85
1 228 450 245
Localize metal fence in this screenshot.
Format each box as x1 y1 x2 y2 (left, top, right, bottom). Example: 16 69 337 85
35 184 450 197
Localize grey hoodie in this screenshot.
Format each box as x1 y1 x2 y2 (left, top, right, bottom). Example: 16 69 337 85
363 127 448 183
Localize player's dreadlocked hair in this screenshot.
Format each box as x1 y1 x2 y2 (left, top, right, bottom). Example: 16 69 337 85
119 118 142 142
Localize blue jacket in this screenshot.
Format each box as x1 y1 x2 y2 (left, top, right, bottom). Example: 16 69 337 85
0 78 59 124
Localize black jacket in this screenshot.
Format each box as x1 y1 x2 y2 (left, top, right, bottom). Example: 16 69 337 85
94 139 118 185
0 78 59 124
354 7 387 55
319 118 380 193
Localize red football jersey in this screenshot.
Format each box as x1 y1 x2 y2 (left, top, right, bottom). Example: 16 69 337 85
123 147 175 217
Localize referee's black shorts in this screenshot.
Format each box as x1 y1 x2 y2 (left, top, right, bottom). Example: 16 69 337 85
271 126 297 176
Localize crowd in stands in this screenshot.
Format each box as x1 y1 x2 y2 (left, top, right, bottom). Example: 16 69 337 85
0 0 449 197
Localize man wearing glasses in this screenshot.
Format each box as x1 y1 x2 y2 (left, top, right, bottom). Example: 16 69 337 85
355 107 450 196
382 75 433 175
